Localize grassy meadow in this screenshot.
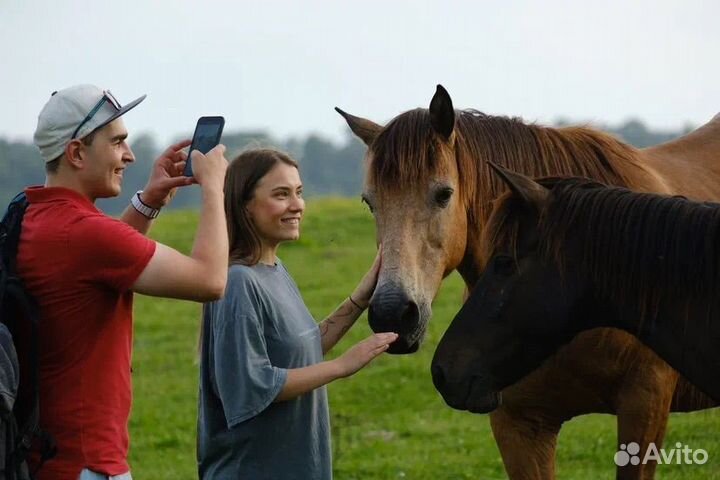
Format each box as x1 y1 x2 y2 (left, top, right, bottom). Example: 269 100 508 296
129 198 720 479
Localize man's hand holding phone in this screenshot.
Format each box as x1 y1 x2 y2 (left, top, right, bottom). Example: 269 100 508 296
190 145 228 191
137 116 226 210
141 139 194 208
184 116 225 177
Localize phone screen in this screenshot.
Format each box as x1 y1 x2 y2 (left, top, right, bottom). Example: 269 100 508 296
184 116 225 177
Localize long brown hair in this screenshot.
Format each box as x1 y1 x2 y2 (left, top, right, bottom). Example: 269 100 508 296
224 148 299 265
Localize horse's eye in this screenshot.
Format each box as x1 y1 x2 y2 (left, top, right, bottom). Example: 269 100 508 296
493 255 515 276
435 187 454 208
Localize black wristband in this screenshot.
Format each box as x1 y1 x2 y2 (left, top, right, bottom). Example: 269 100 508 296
348 295 363 310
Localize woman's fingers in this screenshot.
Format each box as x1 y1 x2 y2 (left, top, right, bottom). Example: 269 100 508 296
370 343 391 357
365 332 397 356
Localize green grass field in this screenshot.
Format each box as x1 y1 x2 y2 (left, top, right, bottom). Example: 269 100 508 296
129 198 720 479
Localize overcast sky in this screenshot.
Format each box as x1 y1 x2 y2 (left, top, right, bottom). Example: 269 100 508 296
1 0 717 147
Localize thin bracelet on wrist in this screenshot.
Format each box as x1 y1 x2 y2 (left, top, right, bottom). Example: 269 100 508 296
348 295 364 310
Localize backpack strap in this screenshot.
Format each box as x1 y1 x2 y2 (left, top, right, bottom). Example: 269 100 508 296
1 192 28 274
0 192 57 477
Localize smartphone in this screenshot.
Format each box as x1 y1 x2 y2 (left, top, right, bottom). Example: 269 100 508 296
183 116 225 177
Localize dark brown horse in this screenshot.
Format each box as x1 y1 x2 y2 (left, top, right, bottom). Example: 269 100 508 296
433 168 720 413
336 85 720 479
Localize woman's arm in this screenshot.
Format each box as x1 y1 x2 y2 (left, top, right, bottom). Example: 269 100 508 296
318 297 365 354
275 332 397 402
318 248 381 353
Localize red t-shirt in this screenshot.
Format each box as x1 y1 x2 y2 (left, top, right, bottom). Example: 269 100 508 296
17 186 156 479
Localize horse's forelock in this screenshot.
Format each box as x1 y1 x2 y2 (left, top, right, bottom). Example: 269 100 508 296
368 108 438 190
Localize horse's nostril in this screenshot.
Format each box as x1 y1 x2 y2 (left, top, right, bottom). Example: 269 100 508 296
369 293 419 336
431 364 446 390
401 301 419 325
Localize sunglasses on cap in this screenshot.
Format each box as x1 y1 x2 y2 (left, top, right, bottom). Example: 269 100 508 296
71 90 122 139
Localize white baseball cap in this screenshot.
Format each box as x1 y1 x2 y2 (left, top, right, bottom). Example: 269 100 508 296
34 84 146 162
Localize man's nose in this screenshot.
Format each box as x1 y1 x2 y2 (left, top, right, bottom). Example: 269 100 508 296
124 145 135 163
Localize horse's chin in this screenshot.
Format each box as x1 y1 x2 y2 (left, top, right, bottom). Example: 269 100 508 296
378 325 425 354
444 390 500 414
466 391 501 414
386 338 420 355
439 377 501 414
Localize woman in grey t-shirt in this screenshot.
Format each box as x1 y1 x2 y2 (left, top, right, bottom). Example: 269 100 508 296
197 148 397 479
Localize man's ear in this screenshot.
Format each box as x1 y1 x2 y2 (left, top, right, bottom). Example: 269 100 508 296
64 139 85 169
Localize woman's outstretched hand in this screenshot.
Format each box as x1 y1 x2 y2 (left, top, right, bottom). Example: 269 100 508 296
332 332 398 378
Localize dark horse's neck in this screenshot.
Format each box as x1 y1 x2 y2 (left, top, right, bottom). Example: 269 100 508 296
602 297 720 402
543 180 720 402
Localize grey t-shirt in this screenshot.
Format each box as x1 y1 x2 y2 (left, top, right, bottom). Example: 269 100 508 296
197 262 331 480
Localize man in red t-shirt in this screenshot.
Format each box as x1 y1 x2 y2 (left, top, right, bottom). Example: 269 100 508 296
17 85 229 480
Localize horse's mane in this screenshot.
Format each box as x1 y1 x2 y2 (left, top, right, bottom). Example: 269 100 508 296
369 108 640 226
488 177 720 319
541 178 720 317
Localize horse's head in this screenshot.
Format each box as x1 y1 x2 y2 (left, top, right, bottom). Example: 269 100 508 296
431 165 592 413
337 85 468 353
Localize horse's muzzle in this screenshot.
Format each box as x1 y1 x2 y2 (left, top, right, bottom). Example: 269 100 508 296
431 365 500 414
369 282 423 354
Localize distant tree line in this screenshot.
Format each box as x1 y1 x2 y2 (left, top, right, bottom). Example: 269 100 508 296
0 118 693 214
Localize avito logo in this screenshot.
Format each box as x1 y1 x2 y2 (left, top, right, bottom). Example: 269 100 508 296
614 442 708 466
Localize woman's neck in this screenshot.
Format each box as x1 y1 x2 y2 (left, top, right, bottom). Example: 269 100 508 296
258 243 279 266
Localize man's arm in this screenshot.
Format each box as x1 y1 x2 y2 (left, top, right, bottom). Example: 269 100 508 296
119 192 162 235
132 146 229 302
121 139 193 234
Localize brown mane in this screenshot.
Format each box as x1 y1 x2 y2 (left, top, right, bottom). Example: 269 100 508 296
369 109 640 228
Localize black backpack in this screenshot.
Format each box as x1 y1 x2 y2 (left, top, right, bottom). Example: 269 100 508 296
0 193 55 480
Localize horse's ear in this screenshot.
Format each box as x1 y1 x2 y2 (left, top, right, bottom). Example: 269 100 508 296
335 107 382 146
429 84 455 141
488 162 549 210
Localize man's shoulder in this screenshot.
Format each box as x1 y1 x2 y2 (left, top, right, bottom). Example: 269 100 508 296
71 209 120 225
21 201 104 248
27 199 109 227
39 207 153 264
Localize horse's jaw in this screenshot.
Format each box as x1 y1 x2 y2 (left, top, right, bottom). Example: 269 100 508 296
434 375 502 414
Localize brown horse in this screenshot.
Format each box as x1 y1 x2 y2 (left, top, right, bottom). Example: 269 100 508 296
336 85 720 480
